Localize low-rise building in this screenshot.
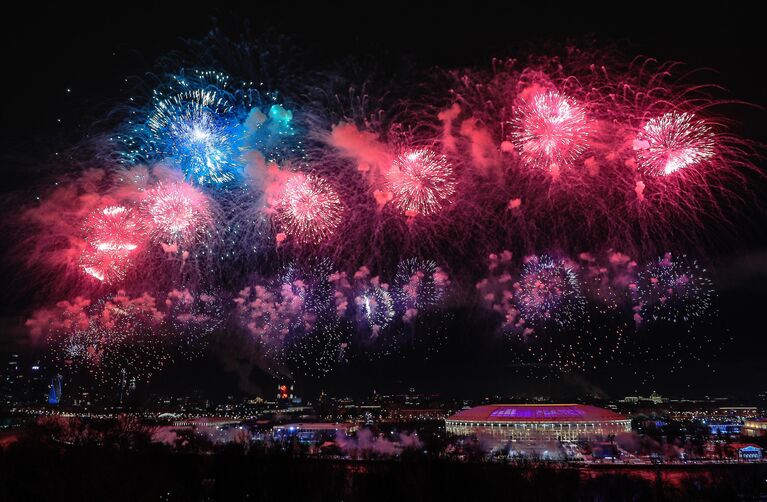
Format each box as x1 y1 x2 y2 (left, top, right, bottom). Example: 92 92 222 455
272 422 357 443
445 404 631 442
743 418 767 437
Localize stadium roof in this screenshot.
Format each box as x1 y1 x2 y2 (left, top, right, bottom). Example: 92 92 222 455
447 404 627 423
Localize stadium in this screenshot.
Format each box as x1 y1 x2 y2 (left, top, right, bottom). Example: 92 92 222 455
445 404 631 441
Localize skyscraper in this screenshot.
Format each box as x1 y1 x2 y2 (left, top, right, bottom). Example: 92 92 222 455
48 374 63 405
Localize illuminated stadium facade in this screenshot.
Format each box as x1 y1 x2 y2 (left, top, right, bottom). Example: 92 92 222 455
445 404 631 441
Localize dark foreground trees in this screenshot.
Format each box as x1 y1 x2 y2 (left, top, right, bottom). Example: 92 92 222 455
2 431 767 501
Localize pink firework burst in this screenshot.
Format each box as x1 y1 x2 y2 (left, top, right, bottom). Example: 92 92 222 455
80 205 145 283
634 111 716 176
511 91 589 173
276 173 343 244
385 149 456 217
143 182 212 245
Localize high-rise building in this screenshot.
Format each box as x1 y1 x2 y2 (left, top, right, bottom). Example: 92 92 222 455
48 374 63 405
1 354 50 407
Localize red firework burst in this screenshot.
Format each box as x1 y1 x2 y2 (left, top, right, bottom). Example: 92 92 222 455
276 173 343 244
143 182 212 245
80 205 145 283
634 111 716 176
385 149 456 217
510 91 589 173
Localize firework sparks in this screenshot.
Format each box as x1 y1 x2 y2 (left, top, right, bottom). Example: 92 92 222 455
143 182 212 246
149 91 241 184
634 111 716 176
515 255 586 328
356 285 395 335
385 149 456 217
393 258 449 320
26 290 218 390
510 90 589 173
632 253 714 324
331 267 395 337
275 173 343 244
80 205 145 283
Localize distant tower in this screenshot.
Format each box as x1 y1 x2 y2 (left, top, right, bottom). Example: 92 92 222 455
277 383 293 401
277 382 302 405
48 374 63 405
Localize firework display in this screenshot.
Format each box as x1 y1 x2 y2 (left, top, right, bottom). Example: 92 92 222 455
12 37 762 390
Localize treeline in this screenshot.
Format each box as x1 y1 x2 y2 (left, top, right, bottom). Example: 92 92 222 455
1 417 767 500
3 444 767 500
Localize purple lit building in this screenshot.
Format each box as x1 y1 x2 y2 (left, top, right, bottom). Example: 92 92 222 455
445 404 631 441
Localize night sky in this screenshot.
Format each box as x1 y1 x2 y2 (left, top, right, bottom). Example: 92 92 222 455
1 5 765 401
